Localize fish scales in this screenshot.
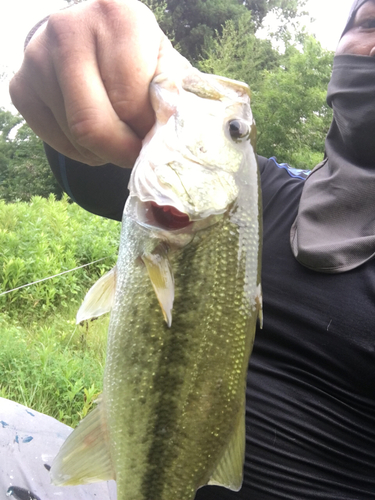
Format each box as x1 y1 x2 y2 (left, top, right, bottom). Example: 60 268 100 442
105 210 257 500
50 68 262 500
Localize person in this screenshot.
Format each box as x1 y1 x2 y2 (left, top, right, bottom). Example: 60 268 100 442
6 0 375 498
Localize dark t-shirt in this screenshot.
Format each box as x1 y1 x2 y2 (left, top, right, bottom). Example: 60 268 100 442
45 149 375 499
243 158 375 499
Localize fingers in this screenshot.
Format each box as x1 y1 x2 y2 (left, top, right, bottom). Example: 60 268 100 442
44 0 160 165
10 0 189 168
45 10 144 167
10 43 110 166
94 0 163 139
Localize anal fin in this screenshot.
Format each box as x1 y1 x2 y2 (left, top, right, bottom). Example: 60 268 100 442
207 407 245 492
50 400 115 486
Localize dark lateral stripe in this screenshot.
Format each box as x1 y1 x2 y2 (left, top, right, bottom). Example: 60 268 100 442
141 240 196 499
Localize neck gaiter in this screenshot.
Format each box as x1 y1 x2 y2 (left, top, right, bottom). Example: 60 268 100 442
290 55 375 272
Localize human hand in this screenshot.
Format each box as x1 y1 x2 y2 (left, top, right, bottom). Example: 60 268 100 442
9 0 191 168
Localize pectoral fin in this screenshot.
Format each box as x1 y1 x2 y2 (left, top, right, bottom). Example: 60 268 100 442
50 400 114 486
142 249 174 327
207 407 245 491
76 266 117 324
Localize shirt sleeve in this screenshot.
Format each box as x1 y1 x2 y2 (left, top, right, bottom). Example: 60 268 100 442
45 144 131 222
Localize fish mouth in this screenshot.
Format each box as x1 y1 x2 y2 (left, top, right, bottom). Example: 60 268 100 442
126 197 224 236
150 202 192 230
127 197 193 232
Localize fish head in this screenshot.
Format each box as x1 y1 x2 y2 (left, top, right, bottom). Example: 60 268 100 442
126 69 256 236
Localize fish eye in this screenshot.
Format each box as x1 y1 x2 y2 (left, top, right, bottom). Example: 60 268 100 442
228 119 249 142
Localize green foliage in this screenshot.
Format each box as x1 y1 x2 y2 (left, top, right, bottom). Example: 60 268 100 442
0 108 21 137
0 311 107 426
200 17 333 169
198 12 280 87
142 0 174 34
166 0 250 62
0 109 62 202
0 195 119 424
140 0 331 168
140 0 305 63
252 37 333 168
243 0 306 27
0 195 120 318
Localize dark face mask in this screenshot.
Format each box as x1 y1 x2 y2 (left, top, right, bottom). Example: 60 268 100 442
290 55 375 273
327 55 375 166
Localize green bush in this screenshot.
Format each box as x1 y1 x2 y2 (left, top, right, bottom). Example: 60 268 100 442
0 112 63 202
0 195 120 423
0 195 120 318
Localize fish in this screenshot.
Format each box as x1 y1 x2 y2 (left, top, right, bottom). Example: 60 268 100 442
50 68 262 500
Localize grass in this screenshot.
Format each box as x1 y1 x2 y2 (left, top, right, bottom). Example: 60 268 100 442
0 296 109 428
0 195 121 426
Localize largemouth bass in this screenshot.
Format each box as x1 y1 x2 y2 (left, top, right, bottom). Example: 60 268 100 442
50 69 262 500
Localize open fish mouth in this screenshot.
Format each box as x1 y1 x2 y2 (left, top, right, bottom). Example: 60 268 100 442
128 197 227 239
127 197 192 232
150 202 192 230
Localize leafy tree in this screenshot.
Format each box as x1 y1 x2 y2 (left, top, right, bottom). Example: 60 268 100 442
0 109 62 202
139 0 306 62
0 109 21 141
0 110 22 195
253 36 333 168
198 11 280 88
199 14 333 170
242 0 305 29
160 0 250 61
142 0 174 32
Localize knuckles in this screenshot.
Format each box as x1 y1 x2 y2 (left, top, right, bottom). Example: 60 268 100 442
44 10 87 51
93 0 156 29
67 108 117 155
9 73 32 114
44 0 156 42
8 75 22 108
